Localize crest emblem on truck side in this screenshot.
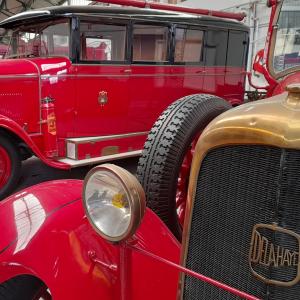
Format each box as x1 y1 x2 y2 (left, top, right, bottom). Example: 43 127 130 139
249 224 300 286
98 91 108 106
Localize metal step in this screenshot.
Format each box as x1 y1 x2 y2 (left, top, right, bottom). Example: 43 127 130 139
58 150 142 168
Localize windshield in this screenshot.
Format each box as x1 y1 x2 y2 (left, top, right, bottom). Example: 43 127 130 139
0 19 70 59
273 0 300 73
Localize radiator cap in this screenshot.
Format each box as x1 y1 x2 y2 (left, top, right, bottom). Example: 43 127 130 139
285 84 300 108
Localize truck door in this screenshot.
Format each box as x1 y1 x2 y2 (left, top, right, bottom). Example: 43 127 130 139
74 19 130 137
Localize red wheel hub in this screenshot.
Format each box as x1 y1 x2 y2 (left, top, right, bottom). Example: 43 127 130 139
176 135 199 227
0 145 11 189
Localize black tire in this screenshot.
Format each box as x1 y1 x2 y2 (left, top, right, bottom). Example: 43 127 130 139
137 94 231 239
0 275 48 300
0 135 21 200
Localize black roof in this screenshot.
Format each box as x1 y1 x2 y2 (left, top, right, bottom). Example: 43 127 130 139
0 5 249 31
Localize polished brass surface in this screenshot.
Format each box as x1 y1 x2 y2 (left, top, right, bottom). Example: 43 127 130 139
179 86 300 298
285 84 300 108
249 224 300 287
82 163 146 243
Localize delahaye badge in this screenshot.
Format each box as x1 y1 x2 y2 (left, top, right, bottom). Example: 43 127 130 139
249 224 300 287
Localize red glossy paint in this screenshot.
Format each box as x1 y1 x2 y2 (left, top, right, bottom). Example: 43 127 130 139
0 180 180 300
129 245 260 300
0 179 261 300
0 145 11 188
0 7 248 196
0 62 246 163
271 72 300 96
176 135 198 227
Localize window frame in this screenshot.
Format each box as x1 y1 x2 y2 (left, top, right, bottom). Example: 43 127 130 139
173 24 205 66
203 28 229 67
76 16 130 65
130 20 172 65
3 17 73 60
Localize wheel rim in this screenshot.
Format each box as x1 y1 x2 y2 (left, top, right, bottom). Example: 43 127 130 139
176 135 199 227
0 145 11 189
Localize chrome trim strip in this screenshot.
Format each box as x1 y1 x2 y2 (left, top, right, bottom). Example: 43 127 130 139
0 74 38 79
41 73 243 79
66 131 148 144
58 150 142 167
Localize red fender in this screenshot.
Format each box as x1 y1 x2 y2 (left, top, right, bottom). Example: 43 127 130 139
0 180 180 300
0 114 69 169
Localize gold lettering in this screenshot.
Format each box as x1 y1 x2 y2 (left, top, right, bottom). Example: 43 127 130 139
283 249 290 266
268 243 276 267
250 230 261 263
277 245 284 267
250 228 300 269
289 252 299 267
260 236 269 266
292 252 299 266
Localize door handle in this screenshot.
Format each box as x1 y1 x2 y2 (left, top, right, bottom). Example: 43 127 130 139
122 69 132 74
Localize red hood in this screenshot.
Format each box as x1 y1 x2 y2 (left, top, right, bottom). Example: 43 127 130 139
0 180 83 255
0 57 72 76
0 58 38 76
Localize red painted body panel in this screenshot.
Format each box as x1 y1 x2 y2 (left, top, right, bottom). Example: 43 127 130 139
0 55 247 175
0 114 69 169
0 56 246 164
0 180 180 300
272 73 300 96
0 59 40 133
73 65 245 137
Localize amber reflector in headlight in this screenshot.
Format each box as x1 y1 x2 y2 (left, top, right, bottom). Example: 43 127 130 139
83 164 146 242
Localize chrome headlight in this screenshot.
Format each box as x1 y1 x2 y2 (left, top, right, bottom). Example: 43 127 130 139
83 164 146 242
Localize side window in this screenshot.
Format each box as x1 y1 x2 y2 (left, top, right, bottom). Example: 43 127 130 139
227 31 248 68
132 24 169 62
80 21 127 62
204 30 228 66
40 22 70 57
175 28 203 63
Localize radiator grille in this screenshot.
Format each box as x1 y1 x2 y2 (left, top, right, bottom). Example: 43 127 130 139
183 145 300 300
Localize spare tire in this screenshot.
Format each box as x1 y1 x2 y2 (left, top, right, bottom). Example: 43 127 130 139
137 94 231 240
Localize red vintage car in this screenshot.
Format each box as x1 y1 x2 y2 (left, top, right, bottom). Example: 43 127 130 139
1 82 300 300
0 1 300 300
0 3 248 199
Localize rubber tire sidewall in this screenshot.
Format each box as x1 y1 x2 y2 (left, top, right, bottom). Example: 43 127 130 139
0 136 21 200
0 275 46 300
137 94 232 240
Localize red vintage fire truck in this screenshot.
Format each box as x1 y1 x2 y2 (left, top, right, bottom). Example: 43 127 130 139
0 1 248 199
0 0 300 300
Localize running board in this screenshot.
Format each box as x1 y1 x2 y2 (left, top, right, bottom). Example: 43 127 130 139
57 150 142 168
65 132 148 160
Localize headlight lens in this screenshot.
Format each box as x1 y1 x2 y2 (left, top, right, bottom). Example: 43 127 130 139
83 164 145 242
